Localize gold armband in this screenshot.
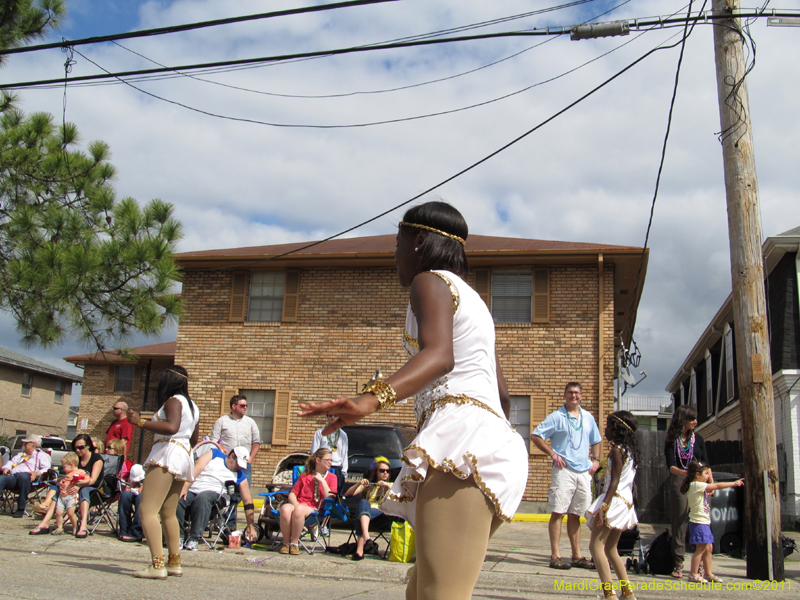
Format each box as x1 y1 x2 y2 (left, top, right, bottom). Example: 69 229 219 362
137 419 146 429
363 380 397 412
599 502 610 512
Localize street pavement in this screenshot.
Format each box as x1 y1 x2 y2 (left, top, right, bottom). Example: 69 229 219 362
1 511 797 600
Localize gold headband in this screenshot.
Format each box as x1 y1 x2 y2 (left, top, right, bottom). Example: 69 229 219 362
611 414 633 432
399 221 466 246
167 369 187 379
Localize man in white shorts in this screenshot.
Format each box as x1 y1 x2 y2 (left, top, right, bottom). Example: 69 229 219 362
532 382 602 570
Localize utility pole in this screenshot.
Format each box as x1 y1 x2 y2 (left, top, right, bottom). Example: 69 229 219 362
712 0 783 581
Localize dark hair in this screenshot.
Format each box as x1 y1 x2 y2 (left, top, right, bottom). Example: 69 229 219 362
680 460 709 494
564 382 582 394
666 405 698 444
606 411 640 468
305 448 331 474
157 365 194 417
399 201 468 278
71 433 95 453
367 457 391 484
230 394 247 408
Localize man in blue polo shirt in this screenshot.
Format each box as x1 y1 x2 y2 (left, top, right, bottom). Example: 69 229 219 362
177 445 257 551
532 382 602 570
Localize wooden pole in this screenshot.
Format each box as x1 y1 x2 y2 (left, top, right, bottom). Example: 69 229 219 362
712 0 783 580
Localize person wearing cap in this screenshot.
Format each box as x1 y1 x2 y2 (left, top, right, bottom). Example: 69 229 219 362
176 444 257 551
0 434 52 517
118 464 146 543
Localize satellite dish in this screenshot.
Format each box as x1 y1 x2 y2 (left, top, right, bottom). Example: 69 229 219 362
620 367 636 386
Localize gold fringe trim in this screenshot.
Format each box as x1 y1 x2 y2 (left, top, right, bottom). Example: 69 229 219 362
385 444 513 522
416 394 511 431
152 438 191 455
613 492 633 510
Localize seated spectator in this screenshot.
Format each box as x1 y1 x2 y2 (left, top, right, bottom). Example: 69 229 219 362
278 448 337 555
29 452 86 535
118 464 146 542
176 444 257 551
0 434 52 518
71 434 104 538
345 456 393 560
104 438 133 480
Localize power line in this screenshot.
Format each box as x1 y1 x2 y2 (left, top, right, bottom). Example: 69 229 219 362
623 0 708 340
0 0 402 57
0 30 568 91
69 28 648 130
3 10 793 92
211 29 697 270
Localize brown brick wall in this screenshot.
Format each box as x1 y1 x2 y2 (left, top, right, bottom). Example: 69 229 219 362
77 262 616 505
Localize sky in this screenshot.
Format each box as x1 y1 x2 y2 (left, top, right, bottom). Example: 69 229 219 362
2 0 799 403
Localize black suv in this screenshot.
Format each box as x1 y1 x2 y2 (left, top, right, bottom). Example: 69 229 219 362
341 423 416 512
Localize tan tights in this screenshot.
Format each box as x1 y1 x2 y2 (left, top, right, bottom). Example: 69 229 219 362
139 466 184 560
406 469 502 600
590 523 627 594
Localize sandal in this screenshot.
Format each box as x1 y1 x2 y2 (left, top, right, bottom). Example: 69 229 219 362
704 574 723 583
352 552 364 561
687 573 705 583
549 557 572 570
51 528 64 535
572 556 595 569
29 526 50 535
75 530 88 539
671 566 683 579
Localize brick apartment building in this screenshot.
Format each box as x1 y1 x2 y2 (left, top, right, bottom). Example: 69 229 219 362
66 234 647 507
1 346 82 439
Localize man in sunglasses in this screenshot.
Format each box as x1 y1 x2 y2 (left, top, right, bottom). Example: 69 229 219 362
104 401 133 454
210 395 261 485
176 445 257 551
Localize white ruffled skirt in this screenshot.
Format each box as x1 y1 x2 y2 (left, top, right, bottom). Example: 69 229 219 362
585 490 638 531
381 402 528 527
143 437 195 482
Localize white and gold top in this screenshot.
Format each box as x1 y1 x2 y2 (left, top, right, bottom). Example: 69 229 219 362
143 394 200 482
382 270 528 524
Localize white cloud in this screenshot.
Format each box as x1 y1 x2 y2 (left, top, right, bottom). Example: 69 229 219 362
2 1 799 397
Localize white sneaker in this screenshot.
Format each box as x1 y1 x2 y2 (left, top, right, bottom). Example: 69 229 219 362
320 525 329 536
184 538 199 551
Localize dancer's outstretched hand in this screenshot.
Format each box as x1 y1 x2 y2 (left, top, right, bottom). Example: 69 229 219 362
298 395 378 434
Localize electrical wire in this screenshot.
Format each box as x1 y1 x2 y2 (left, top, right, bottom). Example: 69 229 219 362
69 27 650 130
2 10 792 91
622 0 707 340
208 28 698 270
0 0 403 57
26 0 633 100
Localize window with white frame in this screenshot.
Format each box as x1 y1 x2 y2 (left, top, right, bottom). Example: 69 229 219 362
240 389 276 444
509 395 531 452
689 369 697 407
724 323 735 402
115 365 136 393
705 350 714 416
491 269 532 323
21 372 32 396
54 381 66 404
248 272 285 322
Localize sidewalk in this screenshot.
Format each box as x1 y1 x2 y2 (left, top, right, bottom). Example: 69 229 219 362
1 511 797 599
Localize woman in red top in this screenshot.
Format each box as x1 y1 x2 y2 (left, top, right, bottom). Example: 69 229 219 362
278 448 337 555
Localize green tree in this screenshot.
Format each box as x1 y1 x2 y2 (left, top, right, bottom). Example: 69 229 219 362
0 0 65 66
0 1 183 352
0 109 184 351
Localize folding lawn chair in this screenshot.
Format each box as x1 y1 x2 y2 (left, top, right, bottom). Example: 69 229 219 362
345 511 404 559
203 481 239 549
0 469 58 516
87 454 123 535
